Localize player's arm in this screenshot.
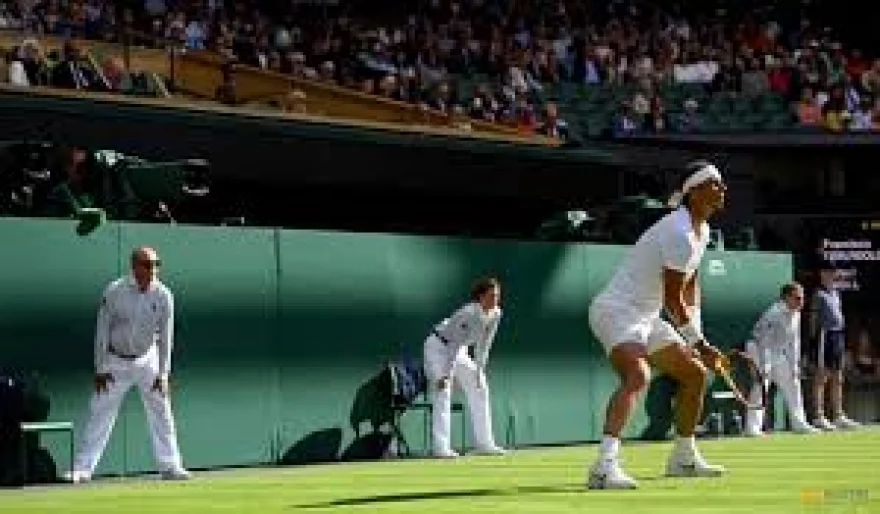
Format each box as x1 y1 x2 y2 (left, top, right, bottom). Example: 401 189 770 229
683 270 699 310
663 267 699 335
661 235 724 366
683 270 703 337
665 267 727 369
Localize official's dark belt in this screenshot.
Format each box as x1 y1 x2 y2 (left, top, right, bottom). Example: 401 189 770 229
110 347 140 360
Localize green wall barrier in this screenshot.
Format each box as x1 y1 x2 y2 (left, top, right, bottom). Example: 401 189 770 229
0 218 791 476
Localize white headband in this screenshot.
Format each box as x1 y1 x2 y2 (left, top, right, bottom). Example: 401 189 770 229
667 163 723 207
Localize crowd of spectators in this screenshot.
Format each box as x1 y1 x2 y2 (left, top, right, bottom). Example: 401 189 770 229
0 1 878 138
0 1 161 96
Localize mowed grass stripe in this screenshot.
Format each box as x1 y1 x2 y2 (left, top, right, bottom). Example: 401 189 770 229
0 428 877 513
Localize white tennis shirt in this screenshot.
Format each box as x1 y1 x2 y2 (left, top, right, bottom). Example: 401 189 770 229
595 207 710 317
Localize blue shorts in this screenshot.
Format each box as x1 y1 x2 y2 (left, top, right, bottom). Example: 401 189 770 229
813 330 845 371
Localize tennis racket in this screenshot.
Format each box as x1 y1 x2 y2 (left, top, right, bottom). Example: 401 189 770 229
712 349 766 411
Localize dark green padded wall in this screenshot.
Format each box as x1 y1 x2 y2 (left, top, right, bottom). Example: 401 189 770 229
0 218 791 475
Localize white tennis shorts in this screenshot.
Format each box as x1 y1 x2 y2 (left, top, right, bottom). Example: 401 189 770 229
588 297 685 355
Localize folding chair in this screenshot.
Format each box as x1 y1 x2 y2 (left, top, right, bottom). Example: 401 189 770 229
387 359 466 457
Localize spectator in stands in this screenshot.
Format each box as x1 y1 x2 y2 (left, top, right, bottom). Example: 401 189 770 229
395 66 421 103
281 88 307 115
184 16 207 51
841 74 862 113
317 60 335 83
50 40 95 90
0 2 22 30
849 98 874 132
767 56 792 96
821 86 851 132
825 42 848 85
572 46 602 85
11 0 880 138
377 74 398 100
101 56 128 91
795 87 822 128
631 90 650 118
644 95 669 133
536 102 571 143
514 95 538 133
41 147 95 218
426 81 454 114
6 51 29 86
741 57 770 97
710 58 740 95
450 104 472 132
611 102 641 138
14 38 46 86
673 98 704 133
860 59 880 97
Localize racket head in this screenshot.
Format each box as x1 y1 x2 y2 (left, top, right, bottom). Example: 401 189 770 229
723 350 765 410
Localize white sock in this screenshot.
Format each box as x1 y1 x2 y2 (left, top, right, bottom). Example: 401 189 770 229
674 436 696 455
599 436 620 460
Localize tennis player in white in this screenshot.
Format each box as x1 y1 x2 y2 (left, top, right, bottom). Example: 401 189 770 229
587 161 728 490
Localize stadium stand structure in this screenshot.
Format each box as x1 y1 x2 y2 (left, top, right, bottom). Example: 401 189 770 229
2 1 877 140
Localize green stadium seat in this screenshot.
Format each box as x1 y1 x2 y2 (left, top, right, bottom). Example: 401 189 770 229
760 113 794 131
705 97 731 115
731 97 753 115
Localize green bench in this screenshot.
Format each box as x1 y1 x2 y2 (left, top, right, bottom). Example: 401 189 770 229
19 421 74 484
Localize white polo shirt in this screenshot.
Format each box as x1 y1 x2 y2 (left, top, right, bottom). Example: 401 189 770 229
95 276 175 378
432 302 502 378
595 207 710 318
749 300 800 371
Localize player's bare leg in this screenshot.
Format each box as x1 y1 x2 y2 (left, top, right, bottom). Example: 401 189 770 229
812 369 835 430
650 343 725 477
588 343 649 490
829 371 860 429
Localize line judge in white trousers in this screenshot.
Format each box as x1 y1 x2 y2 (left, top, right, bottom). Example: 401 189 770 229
423 277 506 458
744 282 819 436
68 246 190 482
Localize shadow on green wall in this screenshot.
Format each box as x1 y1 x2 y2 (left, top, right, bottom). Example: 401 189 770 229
279 366 399 465
0 372 59 486
349 367 395 437
343 365 400 461
279 428 343 465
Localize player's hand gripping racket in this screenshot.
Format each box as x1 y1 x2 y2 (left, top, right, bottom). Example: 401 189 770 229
712 349 765 411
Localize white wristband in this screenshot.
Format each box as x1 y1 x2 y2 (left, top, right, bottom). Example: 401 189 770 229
678 320 704 345
689 306 702 334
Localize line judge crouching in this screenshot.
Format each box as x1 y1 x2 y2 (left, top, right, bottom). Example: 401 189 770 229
423 277 507 458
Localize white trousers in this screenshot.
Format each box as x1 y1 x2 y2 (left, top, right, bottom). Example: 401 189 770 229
74 346 184 475
744 342 810 433
423 335 497 454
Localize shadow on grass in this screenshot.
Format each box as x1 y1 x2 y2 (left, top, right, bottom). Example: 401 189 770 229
294 483 616 509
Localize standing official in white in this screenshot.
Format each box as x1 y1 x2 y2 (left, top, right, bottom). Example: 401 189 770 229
423 277 506 458
68 246 190 482
744 282 819 436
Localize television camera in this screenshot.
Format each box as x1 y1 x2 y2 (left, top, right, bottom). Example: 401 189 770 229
0 140 211 233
